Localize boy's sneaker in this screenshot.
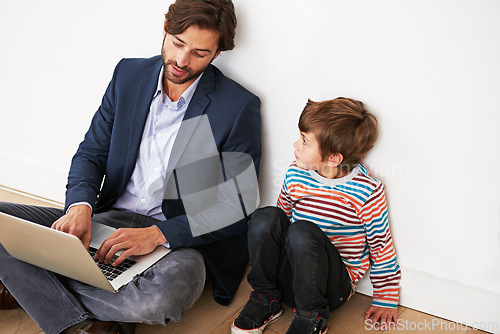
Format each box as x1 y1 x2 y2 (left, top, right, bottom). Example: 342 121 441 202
231 291 283 334
286 309 328 334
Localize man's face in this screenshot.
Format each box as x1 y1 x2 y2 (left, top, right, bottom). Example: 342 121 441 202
162 25 220 86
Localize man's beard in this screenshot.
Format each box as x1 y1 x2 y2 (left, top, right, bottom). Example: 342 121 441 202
163 59 205 85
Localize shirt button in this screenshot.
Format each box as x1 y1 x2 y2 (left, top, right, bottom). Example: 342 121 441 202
141 198 146 203
154 167 160 172
156 133 162 138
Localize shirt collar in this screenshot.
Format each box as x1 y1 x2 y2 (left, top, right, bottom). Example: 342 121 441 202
155 67 204 110
308 165 361 186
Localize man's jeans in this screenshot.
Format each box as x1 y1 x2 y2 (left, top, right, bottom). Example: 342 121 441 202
247 206 352 317
0 202 205 334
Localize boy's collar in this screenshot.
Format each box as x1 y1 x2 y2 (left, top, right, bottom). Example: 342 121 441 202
308 165 361 186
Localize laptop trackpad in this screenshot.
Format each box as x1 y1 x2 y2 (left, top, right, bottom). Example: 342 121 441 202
90 223 116 248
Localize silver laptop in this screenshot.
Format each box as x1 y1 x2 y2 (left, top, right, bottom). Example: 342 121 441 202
0 212 170 293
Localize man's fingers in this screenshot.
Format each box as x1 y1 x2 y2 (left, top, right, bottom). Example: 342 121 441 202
51 215 65 230
98 233 127 264
96 231 120 261
112 250 133 267
95 228 160 266
82 232 92 250
104 243 125 264
68 225 78 237
52 220 65 231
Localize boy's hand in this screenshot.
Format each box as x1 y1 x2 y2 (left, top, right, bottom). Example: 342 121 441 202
365 306 398 329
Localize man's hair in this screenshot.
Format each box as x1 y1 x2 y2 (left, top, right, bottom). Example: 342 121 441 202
164 0 237 51
298 97 378 170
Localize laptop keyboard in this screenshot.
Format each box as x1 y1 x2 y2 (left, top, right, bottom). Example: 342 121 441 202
88 247 137 281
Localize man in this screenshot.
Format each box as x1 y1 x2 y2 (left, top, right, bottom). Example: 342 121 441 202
0 0 261 333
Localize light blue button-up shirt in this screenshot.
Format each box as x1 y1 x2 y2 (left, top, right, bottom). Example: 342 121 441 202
112 68 203 220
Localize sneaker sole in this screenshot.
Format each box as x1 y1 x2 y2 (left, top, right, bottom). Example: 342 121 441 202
230 309 283 334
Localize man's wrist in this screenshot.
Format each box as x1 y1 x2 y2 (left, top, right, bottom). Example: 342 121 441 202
153 225 169 248
66 202 93 215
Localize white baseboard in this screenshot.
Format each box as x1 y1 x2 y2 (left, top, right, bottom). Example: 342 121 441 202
355 266 500 333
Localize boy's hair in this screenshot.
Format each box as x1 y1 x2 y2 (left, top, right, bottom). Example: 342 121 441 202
298 97 378 170
164 0 237 51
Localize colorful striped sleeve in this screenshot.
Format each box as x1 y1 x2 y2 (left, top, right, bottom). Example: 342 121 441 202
277 172 293 218
360 183 401 308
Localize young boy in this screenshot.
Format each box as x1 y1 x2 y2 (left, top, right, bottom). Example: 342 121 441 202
231 97 401 334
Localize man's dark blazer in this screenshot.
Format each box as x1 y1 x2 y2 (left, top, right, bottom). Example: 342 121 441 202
64 55 261 305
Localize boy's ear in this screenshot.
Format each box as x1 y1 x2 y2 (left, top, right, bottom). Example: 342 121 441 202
327 153 343 167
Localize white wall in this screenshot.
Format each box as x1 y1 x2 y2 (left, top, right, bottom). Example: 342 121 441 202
1 0 499 332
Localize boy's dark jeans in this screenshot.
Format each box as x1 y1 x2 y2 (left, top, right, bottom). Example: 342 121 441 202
247 206 352 317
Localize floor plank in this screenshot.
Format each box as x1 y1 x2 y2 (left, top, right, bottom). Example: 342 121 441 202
0 308 43 334
383 307 470 334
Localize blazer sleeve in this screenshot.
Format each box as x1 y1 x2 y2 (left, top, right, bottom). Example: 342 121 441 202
155 94 261 250
64 60 123 212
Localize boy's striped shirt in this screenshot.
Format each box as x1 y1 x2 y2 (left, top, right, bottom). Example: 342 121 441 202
277 163 401 308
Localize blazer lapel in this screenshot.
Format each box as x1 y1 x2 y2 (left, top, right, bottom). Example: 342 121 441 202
184 64 216 121
125 60 163 177
162 65 217 203
164 65 216 174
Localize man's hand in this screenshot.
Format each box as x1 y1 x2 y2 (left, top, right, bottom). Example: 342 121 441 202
365 305 398 330
51 205 92 249
95 226 167 267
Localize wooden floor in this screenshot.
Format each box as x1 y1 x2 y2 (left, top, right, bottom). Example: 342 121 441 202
0 188 489 334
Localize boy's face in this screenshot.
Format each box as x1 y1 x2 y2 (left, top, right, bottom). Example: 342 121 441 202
293 131 326 171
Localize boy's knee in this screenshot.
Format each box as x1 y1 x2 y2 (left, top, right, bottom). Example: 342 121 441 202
248 206 288 238
286 220 322 249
